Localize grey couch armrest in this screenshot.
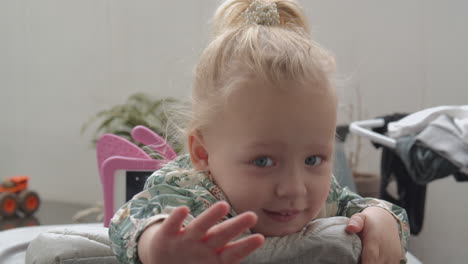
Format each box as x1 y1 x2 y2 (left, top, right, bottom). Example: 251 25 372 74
25 225 118 264
242 217 361 264
24 217 361 264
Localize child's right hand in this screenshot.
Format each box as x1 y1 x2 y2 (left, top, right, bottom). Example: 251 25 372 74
138 201 264 264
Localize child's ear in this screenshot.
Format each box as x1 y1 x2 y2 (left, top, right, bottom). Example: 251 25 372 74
188 131 209 171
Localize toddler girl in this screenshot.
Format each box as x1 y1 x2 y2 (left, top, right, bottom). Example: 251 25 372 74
109 0 409 263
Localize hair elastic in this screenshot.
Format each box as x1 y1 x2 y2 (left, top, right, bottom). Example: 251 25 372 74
242 0 280 26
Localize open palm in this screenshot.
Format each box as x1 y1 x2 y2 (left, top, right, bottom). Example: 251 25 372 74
141 202 264 264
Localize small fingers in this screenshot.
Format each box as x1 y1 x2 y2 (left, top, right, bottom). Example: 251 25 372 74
219 234 265 263
345 213 366 234
184 201 230 241
202 211 257 250
159 206 190 236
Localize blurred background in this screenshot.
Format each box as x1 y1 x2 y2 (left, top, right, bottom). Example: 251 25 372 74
1 1 467 263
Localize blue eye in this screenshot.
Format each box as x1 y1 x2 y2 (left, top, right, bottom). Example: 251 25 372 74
305 156 322 166
253 157 274 167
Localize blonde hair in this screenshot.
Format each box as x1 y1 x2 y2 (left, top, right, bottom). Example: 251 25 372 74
178 0 336 149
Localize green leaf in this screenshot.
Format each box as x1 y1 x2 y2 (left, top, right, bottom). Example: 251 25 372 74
81 92 183 154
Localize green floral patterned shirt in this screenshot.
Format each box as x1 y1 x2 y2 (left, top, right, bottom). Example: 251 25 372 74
109 154 409 264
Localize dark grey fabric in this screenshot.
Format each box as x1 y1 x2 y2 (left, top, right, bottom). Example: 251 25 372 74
416 115 468 175
395 136 467 185
372 114 425 234
378 144 426 235
373 113 468 235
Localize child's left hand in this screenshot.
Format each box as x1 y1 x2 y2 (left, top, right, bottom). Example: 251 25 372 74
345 206 401 264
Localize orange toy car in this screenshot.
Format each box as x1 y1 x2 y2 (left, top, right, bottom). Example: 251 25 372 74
0 176 40 217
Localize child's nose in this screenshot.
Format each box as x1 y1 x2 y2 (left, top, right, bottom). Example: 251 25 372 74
274 169 307 199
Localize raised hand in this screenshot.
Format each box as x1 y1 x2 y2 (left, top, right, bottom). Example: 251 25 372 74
138 201 264 264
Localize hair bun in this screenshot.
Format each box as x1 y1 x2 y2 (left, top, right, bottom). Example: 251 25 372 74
242 0 280 26
212 0 310 36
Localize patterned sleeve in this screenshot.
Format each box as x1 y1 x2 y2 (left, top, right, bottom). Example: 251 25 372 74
324 175 410 263
108 156 221 264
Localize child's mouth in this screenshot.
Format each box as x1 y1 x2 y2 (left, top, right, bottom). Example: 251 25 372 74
263 209 300 222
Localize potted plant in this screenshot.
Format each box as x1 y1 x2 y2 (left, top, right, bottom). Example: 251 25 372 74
81 92 184 158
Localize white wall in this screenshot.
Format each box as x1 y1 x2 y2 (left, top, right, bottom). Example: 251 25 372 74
0 0 217 204
1 1 467 263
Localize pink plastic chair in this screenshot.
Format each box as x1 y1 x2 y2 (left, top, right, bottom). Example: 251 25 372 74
96 126 177 227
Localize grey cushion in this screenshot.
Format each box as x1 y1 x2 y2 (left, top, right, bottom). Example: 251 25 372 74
25 225 118 264
243 217 361 264
25 217 361 264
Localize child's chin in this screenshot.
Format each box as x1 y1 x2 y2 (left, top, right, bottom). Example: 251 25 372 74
253 226 302 237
